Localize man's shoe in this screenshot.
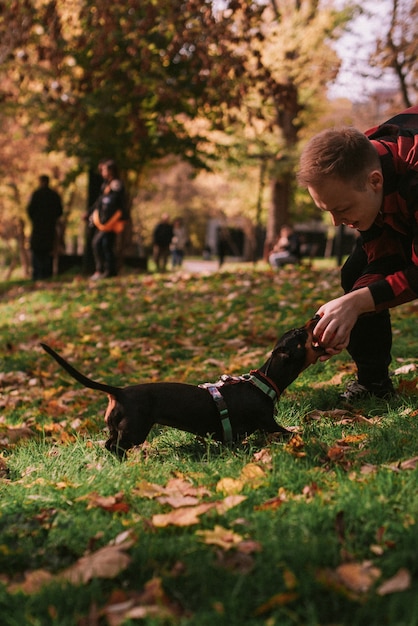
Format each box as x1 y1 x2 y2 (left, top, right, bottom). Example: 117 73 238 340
339 378 395 402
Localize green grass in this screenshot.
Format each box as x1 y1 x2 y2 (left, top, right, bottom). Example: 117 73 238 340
0 264 417 625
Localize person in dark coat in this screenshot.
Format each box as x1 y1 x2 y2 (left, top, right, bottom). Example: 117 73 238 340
152 213 173 272
298 105 418 402
27 175 63 280
90 160 127 280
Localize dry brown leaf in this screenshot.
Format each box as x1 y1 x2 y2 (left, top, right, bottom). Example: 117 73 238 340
156 495 200 508
8 532 134 594
104 578 185 626
254 591 299 615
152 503 214 527
216 477 244 495
164 477 211 498
336 561 381 593
376 568 411 596
82 491 130 513
240 463 266 487
284 434 306 457
0 425 35 445
217 494 247 513
327 445 347 461
305 408 353 422
398 378 418 394
256 487 288 511
387 456 418 472
337 434 368 446
399 456 418 470
253 448 273 468
196 525 243 550
133 479 165 498
62 536 134 585
8 569 53 594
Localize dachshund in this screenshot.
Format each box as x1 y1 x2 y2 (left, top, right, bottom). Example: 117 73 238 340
41 316 325 457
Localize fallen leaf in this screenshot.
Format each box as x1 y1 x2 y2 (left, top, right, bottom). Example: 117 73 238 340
398 378 418 394
84 491 130 513
8 533 135 593
284 434 306 457
197 525 243 550
387 456 418 472
253 448 273 468
240 463 266 487
8 569 53 594
393 363 416 375
104 578 186 626
327 445 346 461
156 495 200 508
152 503 214 527
256 487 288 511
398 456 418 470
216 477 244 495
376 568 411 595
254 591 299 615
62 538 133 585
215 494 247 514
336 561 381 593
133 480 165 499
337 434 368 446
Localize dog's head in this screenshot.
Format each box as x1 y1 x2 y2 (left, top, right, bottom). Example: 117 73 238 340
260 316 326 391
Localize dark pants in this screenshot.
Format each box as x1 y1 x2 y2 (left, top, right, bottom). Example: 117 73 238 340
153 245 170 271
31 250 53 280
341 239 392 385
92 230 117 276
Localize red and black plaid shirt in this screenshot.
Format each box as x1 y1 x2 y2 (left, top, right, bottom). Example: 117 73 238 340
352 105 418 312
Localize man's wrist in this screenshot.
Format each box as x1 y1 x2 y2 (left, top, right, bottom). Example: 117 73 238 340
347 287 375 314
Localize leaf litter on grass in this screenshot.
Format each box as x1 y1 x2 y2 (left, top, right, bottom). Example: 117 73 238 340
1 267 418 624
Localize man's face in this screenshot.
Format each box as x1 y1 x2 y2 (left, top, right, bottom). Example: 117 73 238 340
308 171 383 231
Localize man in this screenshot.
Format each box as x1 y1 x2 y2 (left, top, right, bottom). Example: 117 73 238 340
152 213 173 272
297 106 418 401
27 175 63 280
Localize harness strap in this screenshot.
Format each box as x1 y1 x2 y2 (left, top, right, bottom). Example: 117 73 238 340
199 383 233 444
199 370 280 444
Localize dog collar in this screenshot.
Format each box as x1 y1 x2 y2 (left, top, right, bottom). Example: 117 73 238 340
248 370 280 402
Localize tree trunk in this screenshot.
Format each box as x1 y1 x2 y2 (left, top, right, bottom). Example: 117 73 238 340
264 174 292 258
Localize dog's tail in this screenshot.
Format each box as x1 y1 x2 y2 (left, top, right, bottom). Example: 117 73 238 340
40 343 121 396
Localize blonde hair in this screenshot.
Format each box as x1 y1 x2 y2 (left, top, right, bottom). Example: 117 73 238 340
297 127 381 190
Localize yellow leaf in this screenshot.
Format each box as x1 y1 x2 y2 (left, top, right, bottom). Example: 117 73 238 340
216 477 244 495
134 480 165 499
240 463 266 487
196 525 243 550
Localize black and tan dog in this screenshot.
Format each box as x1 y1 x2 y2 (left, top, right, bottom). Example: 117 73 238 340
41 317 325 456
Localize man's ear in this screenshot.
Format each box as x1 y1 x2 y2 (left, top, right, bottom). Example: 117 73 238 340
369 169 383 191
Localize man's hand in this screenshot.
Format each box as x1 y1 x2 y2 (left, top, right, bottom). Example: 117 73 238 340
314 287 375 360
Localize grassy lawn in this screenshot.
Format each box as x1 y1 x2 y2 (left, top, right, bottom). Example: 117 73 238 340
0 262 417 625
